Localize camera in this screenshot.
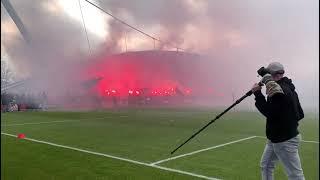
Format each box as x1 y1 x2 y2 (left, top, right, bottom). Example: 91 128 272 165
257 67 269 77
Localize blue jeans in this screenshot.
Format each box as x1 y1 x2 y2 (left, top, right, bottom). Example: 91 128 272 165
260 134 305 180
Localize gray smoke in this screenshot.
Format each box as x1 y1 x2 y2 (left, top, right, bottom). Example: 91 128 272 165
1 0 318 110
1 0 111 102
96 0 318 110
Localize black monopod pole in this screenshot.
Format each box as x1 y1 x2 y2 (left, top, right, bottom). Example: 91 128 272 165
170 83 262 155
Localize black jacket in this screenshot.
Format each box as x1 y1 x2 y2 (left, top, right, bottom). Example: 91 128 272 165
254 77 304 143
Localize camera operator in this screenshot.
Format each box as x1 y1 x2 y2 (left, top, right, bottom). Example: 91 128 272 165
251 62 305 180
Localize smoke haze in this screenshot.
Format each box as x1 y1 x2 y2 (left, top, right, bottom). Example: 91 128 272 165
1 0 318 110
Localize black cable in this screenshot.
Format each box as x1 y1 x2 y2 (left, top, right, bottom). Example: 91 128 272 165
83 0 186 52
78 0 92 55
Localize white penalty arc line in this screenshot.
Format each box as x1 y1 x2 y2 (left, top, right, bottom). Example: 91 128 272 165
150 136 256 165
1 132 220 180
254 135 319 144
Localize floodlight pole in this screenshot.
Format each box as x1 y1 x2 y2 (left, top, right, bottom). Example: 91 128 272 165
1 0 31 43
170 84 262 154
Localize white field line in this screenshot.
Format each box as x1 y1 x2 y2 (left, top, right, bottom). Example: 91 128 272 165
1 132 220 180
254 135 319 144
1 120 81 126
1 116 128 127
150 136 256 165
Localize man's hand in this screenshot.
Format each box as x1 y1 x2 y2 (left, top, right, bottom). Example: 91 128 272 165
260 74 273 85
251 83 262 93
259 74 284 97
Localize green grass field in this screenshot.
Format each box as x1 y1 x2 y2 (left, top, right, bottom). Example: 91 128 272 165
1 109 319 179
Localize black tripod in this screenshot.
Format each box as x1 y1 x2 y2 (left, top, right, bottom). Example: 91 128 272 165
171 87 258 154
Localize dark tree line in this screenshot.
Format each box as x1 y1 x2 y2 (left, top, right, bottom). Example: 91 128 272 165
1 92 48 112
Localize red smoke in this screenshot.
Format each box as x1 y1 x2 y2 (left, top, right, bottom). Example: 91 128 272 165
80 50 222 99
82 51 188 97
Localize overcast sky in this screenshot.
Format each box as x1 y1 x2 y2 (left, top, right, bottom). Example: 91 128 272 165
1 0 318 110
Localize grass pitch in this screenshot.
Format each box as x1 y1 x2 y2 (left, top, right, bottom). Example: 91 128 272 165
1 108 318 179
